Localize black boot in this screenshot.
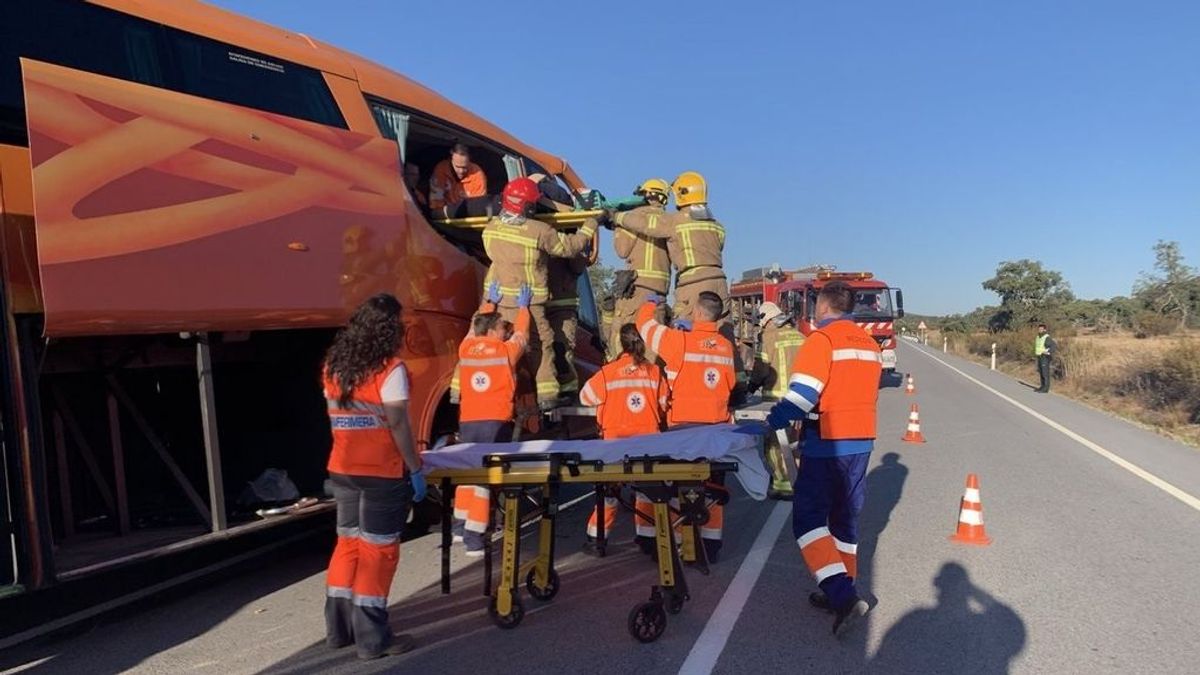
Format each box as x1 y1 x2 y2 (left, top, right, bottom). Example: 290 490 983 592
808 591 833 613
832 598 869 637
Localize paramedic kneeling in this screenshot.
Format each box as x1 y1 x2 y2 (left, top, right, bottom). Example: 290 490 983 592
764 280 882 637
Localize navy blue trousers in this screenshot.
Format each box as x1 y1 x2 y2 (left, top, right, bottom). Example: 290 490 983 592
792 452 871 610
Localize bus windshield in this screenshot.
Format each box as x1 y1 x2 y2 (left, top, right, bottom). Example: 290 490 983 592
851 289 895 319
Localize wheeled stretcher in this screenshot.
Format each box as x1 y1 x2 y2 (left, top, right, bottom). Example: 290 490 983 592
422 426 768 642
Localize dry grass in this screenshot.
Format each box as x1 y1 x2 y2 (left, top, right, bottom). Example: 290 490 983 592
937 330 1200 448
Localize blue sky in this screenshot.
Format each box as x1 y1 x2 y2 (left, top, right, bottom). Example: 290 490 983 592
216 0 1200 315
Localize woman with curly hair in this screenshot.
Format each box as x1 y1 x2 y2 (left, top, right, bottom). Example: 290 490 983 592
321 293 425 660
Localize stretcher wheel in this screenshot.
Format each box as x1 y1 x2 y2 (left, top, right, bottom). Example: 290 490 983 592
628 601 667 643
665 592 686 615
488 593 525 630
525 568 560 602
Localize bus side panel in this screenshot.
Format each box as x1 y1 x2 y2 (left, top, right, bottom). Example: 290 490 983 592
21 58 481 337
0 145 40 314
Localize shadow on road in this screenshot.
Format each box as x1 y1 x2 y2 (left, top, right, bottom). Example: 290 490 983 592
869 562 1026 673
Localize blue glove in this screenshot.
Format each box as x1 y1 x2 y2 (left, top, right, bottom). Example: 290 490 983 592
486 280 502 305
765 407 789 430
517 284 533 308
410 470 427 502
672 319 693 331
646 292 665 305
732 422 770 436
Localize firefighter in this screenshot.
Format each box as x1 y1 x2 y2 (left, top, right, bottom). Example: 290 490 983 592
482 177 597 410
452 281 532 556
635 291 735 562
547 253 590 404
579 323 669 553
611 172 746 395
748 301 806 498
321 293 426 660
759 281 882 636
607 179 672 360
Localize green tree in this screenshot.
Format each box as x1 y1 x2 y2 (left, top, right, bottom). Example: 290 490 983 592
1134 240 1198 330
587 259 616 310
982 259 1074 330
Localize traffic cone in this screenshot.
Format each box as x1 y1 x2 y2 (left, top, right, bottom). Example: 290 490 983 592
949 474 992 546
905 375 916 395
901 404 926 443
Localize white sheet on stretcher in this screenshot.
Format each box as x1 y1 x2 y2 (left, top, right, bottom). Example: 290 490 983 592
423 425 770 501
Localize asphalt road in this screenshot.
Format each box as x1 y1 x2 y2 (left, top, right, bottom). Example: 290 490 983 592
3 339 1198 674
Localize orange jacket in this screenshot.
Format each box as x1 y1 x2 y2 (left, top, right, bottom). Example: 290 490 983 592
637 302 734 426
324 357 407 478
579 353 668 439
429 159 488 209
773 317 882 455
458 303 529 423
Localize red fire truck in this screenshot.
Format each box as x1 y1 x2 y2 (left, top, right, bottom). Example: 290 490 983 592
730 267 905 372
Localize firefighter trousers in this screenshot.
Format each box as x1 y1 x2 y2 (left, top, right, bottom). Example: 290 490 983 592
610 286 667 361
673 276 745 381
498 303 557 404
547 306 579 396
792 452 870 612
326 472 413 659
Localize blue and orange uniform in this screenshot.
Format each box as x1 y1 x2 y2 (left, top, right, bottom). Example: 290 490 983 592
766 314 882 615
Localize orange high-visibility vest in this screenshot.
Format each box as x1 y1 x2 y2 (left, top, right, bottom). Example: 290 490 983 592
324 357 407 478
791 318 882 439
637 303 734 426
458 305 529 423
579 353 668 439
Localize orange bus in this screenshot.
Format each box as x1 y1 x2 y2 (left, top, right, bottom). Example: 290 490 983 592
0 0 602 614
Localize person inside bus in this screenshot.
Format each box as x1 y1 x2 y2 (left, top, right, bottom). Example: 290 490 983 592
429 143 488 211
403 162 429 214
578 323 669 555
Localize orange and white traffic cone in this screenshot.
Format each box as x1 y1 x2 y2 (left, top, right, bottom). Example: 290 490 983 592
901 404 926 443
949 474 992 546
905 375 916 395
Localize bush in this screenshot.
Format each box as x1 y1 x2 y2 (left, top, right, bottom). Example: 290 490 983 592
1122 339 1200 424
1133 311 1177 338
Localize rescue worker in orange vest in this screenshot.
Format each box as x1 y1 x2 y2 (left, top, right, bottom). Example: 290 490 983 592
430 143 488 211
636 291 735 561
579 323 669 554
749 301 806 498
610 172 746 395
607 179 672 360
452 281 532 556
755 281 882 636
322 294 426 660
482 177 597 410
546 253 590 404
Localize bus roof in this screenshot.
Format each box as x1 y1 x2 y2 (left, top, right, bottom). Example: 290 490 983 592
90 0 581 185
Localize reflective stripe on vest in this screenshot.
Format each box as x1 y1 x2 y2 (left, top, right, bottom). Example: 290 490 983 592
459 336 518 423
807 321 882 440
592 357 664 439
676 221 725 273
324 358 406 479
670 331 734 425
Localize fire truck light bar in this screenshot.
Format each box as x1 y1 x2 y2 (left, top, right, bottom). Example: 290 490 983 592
816 271 874 281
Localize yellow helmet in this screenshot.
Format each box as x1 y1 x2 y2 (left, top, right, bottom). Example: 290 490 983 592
635 178 670 201
672 171 707 207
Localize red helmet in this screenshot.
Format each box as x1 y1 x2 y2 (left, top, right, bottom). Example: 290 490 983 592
501 177 540 215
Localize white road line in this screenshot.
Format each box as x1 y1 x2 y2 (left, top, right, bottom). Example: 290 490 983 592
678 502 791 675
904 343 1200 512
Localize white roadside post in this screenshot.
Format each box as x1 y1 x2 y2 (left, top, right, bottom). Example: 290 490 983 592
943 336 948 353
991 343 997 370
